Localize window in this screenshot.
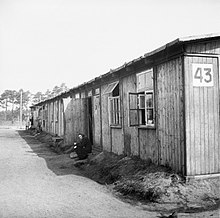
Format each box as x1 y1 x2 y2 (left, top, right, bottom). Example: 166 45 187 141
95 88 100 95
88 90 92 97
107 82 121 126
128 69 155 127
104 81 119 94
81 92 85 98
109 96 120 126
75 93 80 99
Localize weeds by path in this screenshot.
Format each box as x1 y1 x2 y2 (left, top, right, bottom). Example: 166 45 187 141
83 152 220 215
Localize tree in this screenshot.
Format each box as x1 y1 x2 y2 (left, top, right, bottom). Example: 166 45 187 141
0 90 17 112
50 83 69 98
0 90 17 121
51 85 62 98
60 83 69 92
0 89 31 122
32 92 43 104
14 89 31 110
44 89 52 100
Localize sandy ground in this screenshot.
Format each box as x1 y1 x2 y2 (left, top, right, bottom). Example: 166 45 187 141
0 128 159 218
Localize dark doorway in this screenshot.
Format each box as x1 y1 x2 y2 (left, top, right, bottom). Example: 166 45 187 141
87 97 93 145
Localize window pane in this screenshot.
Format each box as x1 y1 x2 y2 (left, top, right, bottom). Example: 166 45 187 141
146 71 153 90
137 69 153 92
137 73 146 91
109 96 120 125
139 94 145 109
146 109 154 124
145 93 153 108
139 109 146 125
95 88 100 95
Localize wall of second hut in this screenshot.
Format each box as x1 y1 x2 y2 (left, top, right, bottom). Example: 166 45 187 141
64 97 88 145
156 57 185 174
184 55 220 176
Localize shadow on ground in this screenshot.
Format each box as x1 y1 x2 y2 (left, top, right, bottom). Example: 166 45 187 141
17 130 84 177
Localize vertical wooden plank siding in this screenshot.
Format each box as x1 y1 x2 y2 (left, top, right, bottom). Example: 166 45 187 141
122 74 139 156
184 56 220 176
208 57 219 174
156 57 185 173
60 100 64 136
51 102 54 134
185 41 220 54
69 98 88 142
53 101 56 134
57 99 63 136
101 84 111 152
139 129 157 162
93 95 101 148
55 100 59 135
48 103 50 133
111 128 124 155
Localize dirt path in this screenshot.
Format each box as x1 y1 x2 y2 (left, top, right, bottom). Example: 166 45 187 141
0 128 159 218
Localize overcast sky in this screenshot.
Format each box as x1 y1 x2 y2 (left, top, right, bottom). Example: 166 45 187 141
0 0 219 94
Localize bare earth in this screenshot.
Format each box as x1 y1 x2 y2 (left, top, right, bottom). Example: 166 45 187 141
0 128 159 218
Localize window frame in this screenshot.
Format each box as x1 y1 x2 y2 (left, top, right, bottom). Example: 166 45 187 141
144 90 155 127
128 92 140 127
104 81 119 95
107 81 121 127
128 68 155 128
108 96 121 127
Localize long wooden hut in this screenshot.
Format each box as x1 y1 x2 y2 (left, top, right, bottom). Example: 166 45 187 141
31 33 220 179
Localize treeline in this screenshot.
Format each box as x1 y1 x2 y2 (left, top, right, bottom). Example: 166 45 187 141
0 83 69 122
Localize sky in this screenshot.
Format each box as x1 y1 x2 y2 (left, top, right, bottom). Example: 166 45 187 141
0 0 220 95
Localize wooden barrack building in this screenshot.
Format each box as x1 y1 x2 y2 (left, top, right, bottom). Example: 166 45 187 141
31 33 220 178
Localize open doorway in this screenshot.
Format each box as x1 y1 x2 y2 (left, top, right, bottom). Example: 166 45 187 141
87 97 93 145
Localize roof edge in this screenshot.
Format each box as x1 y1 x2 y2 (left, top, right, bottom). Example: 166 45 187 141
31 32 220 108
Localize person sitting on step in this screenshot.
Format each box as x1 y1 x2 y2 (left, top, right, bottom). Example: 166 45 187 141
64 133 92 160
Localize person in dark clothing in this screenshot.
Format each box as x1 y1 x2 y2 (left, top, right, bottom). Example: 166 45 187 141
65 133 92 160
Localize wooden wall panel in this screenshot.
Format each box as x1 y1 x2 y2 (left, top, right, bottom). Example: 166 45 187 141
122 74 139 156
64 98 87 145
56 99 64 137
49 102 54 134
93 95 101 148
72 98 88 142
60 99 64 136
64 99 74 145
55 100 59 135
156 57 185 174
139 129 157 162
184 56 220 176
52 102 55 134
111 128 124 155
101 84 111 152
185 40 220 54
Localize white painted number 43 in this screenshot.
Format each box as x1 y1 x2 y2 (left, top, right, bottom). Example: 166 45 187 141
192 64 213 87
